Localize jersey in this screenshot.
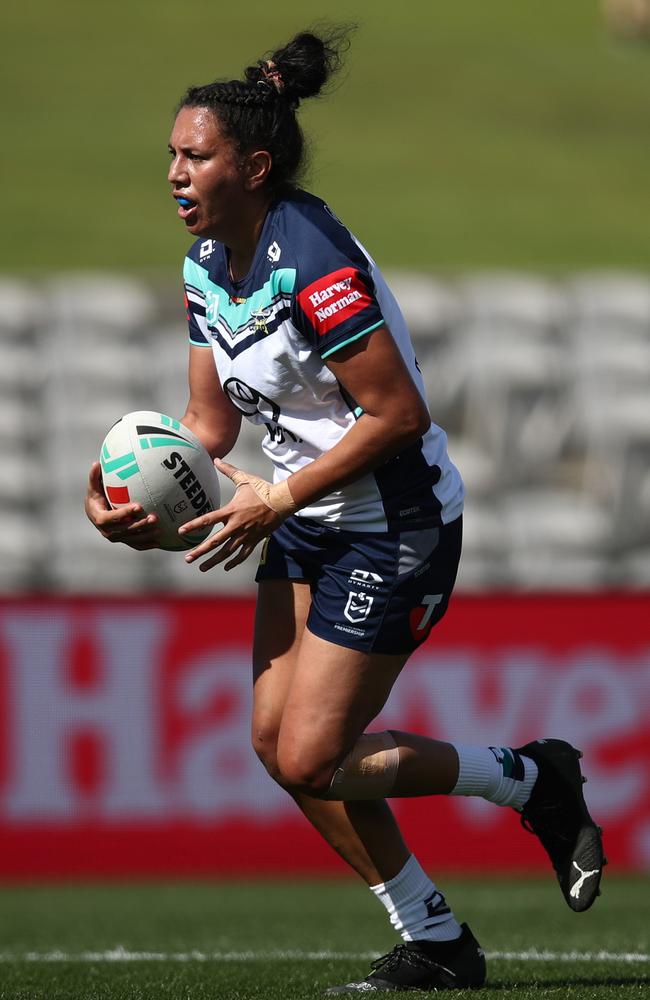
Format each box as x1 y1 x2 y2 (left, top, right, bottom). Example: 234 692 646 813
182 189 464 532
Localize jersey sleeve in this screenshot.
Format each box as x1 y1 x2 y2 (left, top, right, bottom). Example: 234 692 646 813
291 245 385 360
183 255 211 347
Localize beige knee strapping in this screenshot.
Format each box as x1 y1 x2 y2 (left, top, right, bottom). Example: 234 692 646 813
326 731 400 800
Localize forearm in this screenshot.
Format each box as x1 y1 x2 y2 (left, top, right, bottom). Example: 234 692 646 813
181 407 241 460
287 410 429 511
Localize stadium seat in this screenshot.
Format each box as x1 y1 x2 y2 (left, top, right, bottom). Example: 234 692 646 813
502 489 612 589
0 278 44 339
165 544 260 594
459 273 566 332
568 272 650 327
0 513 47 591
0 342 43 391
503 488 611 551
151 327 192 419
0 451 42 504
49 526 150 592
456 500 511 589
46 273 156 334
384 272 461 340
445 437 498 498
618 547 650 587
0 397 40 444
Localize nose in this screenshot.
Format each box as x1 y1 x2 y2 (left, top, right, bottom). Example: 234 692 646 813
168 154 188 187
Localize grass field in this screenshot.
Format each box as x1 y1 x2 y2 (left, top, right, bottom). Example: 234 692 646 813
1 877 648 999
5 1 650 274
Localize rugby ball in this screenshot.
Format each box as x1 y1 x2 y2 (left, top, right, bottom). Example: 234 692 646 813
100 411 220 551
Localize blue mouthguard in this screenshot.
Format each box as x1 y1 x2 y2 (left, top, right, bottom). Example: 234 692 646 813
177 197 192 207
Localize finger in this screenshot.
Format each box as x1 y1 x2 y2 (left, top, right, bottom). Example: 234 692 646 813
126 514 158 533
88 462 107 499
183 523 235 562
104 524 160 545
87 462 114 512
178 507 227 538
213 457 240 482
98 504 147 531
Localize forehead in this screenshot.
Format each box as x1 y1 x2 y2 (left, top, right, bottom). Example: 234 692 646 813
170 106 226 148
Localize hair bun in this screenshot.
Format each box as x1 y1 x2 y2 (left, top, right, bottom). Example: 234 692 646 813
244 26 353 109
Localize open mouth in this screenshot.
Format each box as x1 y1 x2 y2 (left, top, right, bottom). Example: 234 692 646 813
174 195 198 221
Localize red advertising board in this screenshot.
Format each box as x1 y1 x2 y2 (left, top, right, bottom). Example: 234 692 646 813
0 594 648 879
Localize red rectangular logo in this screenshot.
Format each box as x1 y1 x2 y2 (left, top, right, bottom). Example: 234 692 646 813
297 267 373 336
105 485 131 506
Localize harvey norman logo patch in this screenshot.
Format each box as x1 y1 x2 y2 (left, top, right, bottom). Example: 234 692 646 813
297 267 373 336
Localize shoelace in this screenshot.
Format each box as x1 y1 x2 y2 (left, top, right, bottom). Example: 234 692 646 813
370 945 438 976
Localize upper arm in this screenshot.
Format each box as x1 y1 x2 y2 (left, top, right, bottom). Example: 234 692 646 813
325 325 431 434
289 218 385 361
182 345 242 458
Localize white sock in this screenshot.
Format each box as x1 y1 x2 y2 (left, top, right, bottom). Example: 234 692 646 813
450 745 538 809
370 854 462 943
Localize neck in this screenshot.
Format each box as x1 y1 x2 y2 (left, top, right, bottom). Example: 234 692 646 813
226 193 273 282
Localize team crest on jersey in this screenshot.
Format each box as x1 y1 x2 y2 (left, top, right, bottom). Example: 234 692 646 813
344 591 374 624
297 267 373 336
252 307 270 335
205 290 220 327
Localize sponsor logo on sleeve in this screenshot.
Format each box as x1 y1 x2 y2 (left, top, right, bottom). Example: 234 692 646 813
297 267 374 336
200 239 216 260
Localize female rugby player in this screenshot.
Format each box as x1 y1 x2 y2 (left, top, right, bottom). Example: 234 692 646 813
85 28 604 992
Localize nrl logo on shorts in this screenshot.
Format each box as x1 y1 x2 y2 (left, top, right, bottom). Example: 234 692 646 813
344 591 374 624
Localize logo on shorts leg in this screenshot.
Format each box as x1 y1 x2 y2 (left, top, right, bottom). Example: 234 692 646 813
409 593 444 641
349 569 384 590
344 591 374 624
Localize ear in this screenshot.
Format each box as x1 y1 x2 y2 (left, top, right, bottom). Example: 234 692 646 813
243 149 273 191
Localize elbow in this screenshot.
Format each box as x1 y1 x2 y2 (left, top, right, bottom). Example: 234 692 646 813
415 407 432 439
399 402 431 446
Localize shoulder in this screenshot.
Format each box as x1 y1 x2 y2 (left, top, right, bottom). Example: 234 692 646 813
183 237 223 288
275 190 372 281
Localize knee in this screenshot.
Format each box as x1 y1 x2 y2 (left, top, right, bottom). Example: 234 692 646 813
251 724 284 785
274 742 337 797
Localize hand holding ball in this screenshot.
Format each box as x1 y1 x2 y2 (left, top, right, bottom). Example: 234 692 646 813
100 411 220 551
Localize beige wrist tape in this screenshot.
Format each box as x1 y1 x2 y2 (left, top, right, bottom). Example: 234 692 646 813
230 468 297 518
326 731 400 801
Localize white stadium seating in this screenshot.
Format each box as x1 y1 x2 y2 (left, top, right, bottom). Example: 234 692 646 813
1 271 649 593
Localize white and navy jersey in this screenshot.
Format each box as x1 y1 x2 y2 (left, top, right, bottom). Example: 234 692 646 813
183 190 463 532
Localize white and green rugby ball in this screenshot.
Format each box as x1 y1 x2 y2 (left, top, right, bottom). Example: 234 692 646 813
100 411 220 551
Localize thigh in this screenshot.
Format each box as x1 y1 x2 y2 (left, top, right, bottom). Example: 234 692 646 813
276 628 410 784
251 579 312 755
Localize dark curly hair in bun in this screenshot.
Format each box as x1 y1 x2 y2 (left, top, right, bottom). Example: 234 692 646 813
177 26 354 192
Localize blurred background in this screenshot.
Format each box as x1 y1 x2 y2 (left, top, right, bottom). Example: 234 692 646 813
0 0 649 882
3 0 650 593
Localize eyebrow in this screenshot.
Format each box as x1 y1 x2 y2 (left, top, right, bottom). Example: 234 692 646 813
168 142 208 154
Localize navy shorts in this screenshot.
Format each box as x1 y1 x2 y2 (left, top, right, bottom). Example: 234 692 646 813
255 515 463 654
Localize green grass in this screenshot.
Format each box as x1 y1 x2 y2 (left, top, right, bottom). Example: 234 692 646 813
0 877 648 998
5 1 650 274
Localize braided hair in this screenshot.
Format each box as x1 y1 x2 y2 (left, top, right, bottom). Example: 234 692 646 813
177 26 353 192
